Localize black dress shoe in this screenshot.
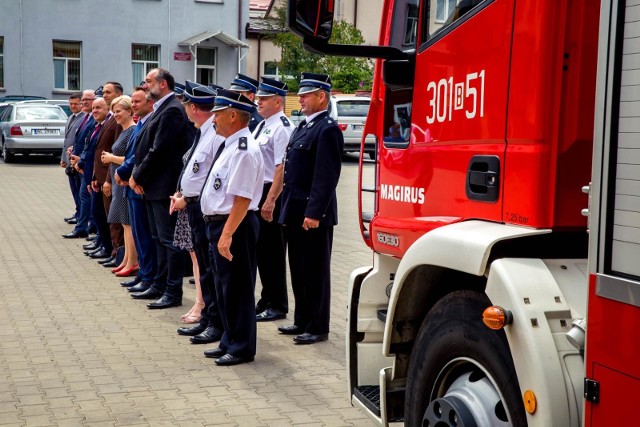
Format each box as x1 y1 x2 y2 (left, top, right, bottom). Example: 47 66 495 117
62 230 88 239
121 276 142 287
97 255 116 265
204 347 226 358
64 215 76 222
66 218 77 225
90 249 111 259
190 326 223 344
177 323 206 336
147 295 182 309
84 246 103 256
131 288 162 299
83 241 99 250
256 308 286 322
278 324 304 335
102 259 117 268
85 235 97 241
215 353 254 366
189 278 196 285
128 282 150 293
293 332 328 345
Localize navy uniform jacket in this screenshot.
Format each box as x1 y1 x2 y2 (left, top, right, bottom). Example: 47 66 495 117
73 115 95 158
249 110 264 133
132 94 189 201
279 110 344 228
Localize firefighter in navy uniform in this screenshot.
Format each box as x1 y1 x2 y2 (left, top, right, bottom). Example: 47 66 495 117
200 89 264 366
228 73 264 132
277 73 344 345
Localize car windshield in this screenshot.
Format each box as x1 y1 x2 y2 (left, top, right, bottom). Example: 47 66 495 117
336 100 370 117
15 106 67 121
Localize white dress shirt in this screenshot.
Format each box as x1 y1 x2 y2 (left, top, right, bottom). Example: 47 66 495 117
180 119 224 197
253 112 293 183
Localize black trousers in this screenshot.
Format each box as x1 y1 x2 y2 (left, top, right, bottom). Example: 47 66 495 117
186 200 222 330
146 199 184 299
285 225 333 335
91 189 112 253
206 211 259 358
256 182 288 313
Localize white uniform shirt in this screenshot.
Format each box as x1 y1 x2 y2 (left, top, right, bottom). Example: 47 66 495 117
253 112 293 183
180 119 224 197
200 127 264 215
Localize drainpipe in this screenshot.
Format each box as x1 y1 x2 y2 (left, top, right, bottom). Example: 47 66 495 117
354 0 358 28
257 35 262 80
19 0 24 95
238 0 243 73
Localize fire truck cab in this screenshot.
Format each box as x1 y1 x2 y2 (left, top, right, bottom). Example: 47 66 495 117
288 0 640 425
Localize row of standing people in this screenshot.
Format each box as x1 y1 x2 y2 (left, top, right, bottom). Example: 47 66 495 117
60 68 344 365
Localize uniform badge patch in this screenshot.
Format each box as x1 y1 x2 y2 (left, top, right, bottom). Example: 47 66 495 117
239 137 248 150
192 161 199 173
214 178 222 190
308 121 315 128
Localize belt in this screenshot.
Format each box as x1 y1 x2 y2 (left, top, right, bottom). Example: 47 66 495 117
184 196 199 204
203 214 229 223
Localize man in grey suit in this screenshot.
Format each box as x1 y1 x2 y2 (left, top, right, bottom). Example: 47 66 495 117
60 92 86 229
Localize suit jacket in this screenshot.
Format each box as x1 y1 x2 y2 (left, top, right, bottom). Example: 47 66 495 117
80 120 103 187
72 115 95 158
279 111 344 227
117 118 150 200
93 115 122 184
132 94 189 200
62 112 86 164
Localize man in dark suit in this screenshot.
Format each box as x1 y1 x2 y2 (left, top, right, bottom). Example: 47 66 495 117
68 90 97 239
77 97 112 259
115 86 156 292
130 68 189 309
60 92 86 235
92 81 124 265
277 73 344 345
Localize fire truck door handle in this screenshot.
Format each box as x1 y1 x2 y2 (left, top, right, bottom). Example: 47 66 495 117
466 155 500 202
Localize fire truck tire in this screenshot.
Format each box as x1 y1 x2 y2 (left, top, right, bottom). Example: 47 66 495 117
404 290 527 427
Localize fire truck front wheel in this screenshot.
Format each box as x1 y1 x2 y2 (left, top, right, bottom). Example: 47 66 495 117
405 290 527 427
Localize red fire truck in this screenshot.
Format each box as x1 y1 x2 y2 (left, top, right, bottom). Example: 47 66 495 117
288 0 639 425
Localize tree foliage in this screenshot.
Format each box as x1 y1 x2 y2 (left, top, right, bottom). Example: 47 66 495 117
270 6 374 93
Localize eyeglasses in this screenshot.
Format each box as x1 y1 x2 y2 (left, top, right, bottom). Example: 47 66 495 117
81 98 95 102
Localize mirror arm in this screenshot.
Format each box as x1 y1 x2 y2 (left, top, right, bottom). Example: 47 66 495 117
303 37 409 61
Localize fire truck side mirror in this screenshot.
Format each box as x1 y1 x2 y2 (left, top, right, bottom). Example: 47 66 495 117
383 60 415 90
287 0 334 41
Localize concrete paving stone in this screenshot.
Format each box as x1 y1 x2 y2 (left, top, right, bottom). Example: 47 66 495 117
15 394 46 406
12 385 41 397
17 415 54 427
37 378 67 390
112 411 147 425
17 403 51 417
49 406 82 419
0 412 23 424
253 407 286 420
79 409 113 423
0 424 24 427
0 401 18 413
198 410 234 424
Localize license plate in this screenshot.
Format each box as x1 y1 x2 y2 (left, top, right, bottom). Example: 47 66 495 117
32 129 60 135
352 125 363 131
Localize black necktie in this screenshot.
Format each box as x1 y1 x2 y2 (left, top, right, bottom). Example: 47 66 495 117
254 121 266 138
199 140 226 200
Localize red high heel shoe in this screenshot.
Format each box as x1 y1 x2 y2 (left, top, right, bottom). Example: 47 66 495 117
111 265 125 273
115 265 139 277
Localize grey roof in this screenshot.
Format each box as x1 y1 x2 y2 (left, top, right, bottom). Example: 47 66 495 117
178 31 249 48
246 17 287 36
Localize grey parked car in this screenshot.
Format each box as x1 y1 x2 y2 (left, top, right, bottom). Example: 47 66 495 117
0 102 68 163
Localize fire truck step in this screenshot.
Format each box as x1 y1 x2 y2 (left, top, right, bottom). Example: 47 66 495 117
377 309 387 322
353 385 381 416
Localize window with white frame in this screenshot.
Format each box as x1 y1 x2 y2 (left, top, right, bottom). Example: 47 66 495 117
436 0 458 22
53 40 81 91
132 44 159 87
196 47 216 85
0 37 4 89
263 61 280 80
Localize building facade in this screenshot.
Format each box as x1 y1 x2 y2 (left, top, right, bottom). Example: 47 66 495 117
0 0 250 98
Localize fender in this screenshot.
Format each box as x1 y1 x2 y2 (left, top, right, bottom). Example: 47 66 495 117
485 258 587 427
383 220 550 355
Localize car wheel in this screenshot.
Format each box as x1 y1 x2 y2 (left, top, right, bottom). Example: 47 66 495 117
2 142 15 163
404 290 527 427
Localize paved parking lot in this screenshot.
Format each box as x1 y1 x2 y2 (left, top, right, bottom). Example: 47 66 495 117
0 155 376 426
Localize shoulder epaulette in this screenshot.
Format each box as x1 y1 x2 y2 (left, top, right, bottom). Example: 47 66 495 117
280 116 291 127
239 137 248 150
